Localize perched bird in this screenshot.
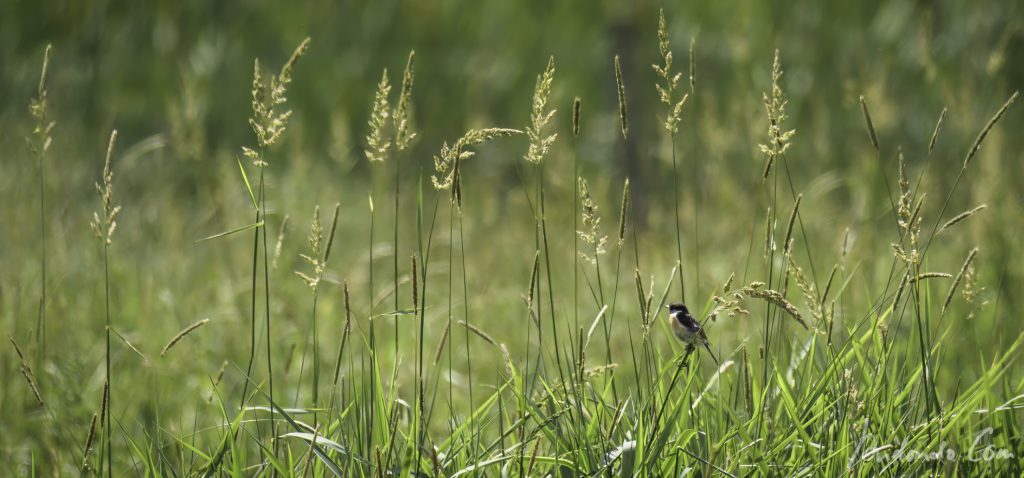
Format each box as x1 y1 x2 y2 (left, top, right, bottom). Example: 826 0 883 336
666 303 719 365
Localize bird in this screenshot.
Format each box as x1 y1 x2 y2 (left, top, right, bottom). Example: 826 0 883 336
666 303 719 365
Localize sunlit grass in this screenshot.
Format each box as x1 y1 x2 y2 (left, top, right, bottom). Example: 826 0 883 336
3 9 1023 477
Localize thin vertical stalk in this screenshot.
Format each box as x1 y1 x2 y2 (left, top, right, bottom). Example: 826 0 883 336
670 135 686 303
103 242 112 478
259 168 277 457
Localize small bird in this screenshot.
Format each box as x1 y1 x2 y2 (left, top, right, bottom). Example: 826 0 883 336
666 303 719 365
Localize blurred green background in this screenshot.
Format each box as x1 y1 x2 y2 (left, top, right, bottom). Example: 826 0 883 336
2 0 1023 472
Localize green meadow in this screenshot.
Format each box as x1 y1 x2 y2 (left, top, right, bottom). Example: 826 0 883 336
2 1 1023 476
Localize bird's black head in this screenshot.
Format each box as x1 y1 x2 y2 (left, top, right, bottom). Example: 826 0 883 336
667 303 689 314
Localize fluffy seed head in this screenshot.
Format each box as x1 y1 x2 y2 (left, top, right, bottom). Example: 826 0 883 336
525 56 557 164
91 130 121 245
759 50 795 179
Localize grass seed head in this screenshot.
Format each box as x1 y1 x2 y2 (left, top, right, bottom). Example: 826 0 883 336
247 37 310 161
525 56 557 164
394 50 417 151
577 176 607 264
91 130 120 245
653 9 687 133
759 50 795 179
365 69 393 162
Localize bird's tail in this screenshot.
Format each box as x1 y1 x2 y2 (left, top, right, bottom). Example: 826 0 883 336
703 341 720 366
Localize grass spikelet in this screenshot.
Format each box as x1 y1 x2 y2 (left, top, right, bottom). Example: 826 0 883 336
929 107 947 154
897 149 910 222
910 272 953 283
527 250 540 305
394 50 417 151
841 228 851 260
859 95 879 151
633 268 648 322
99 381 108 430
711 273 747 321
961 257 982 312
763 207 775 257
499 343 514 376
439 129 521 206
584 363 618 377
653 9 688 133
689 37 696 93
617 178 630 246
30 44 53 124
20 364 45 407
91 130 121 245
432 128 521 191
365 69 392 162
161 318 210 357
963 91 1018 167
295 205 325 290
577 177 607 265
614 55 628 139
9 336 45 406
271 214 290 270
783 194 802 254
525 56 557 164
789 257 823 324
246 37 310 157
759 50 795 179
943 248 978 313
81 412 97 471
741 282 807 328
110 327 148 362
29 44 55 159
322 203 341 264
333 281 353 386
207 360 228 403
30 44 55 359
584 305 609 349
893 272 910 309
433 323 450 366
458 320 497 347
572 96 581 138
939 204 987 234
